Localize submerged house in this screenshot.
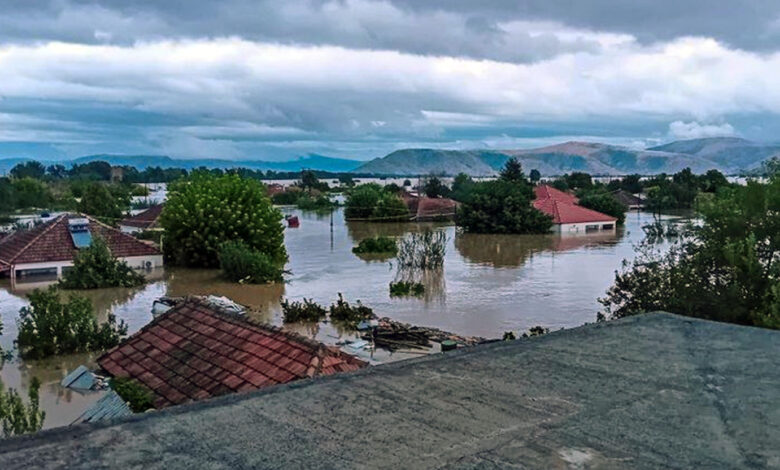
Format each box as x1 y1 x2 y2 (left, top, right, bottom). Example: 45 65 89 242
401 192 459 221
533 185 617 233
119 204 164 234
0 213 162 281
98 297 367 409
612 189 644 210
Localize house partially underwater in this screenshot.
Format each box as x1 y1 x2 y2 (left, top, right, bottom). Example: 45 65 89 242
533 185 617 233
119 204 164 234
0 213 163 282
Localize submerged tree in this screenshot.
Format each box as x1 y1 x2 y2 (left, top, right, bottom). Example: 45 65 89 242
161 172 287 268
17 287 128 359
60 237 146 289
0 378 45 438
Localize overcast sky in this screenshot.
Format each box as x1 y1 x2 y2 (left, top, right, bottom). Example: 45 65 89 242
2 0 780 161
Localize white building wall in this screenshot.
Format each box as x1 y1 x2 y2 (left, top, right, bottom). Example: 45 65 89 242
552 222 617 234
13 254 163 278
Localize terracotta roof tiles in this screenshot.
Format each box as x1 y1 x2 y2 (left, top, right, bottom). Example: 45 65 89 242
120 204 164 229
98 298 367 408
0 214 160 266
533 185 616 225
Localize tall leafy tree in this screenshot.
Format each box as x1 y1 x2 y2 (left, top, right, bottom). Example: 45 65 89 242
10 161 45 180
160 172 287 267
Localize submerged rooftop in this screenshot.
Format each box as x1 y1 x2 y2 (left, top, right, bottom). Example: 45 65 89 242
1 313 778 469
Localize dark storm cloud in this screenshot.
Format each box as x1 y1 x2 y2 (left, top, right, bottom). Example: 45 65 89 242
1 0 779 61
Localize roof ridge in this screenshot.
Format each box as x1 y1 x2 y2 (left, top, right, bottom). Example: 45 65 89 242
3 214 67 264
83 213 162 254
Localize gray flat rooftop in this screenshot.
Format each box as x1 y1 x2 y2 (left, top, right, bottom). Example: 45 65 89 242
1 313 779 469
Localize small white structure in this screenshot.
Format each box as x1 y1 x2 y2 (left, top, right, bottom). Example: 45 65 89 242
0 213 163 283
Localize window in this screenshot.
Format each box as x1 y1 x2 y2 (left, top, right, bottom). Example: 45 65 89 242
585 224 599 232
602 224 614 230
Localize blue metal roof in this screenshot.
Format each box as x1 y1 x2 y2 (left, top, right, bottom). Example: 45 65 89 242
61 365 96 390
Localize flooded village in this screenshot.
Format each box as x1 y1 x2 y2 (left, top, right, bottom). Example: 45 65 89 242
0 173 680 429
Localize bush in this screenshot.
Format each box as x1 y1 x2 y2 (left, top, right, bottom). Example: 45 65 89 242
110 377 155 412
396 230 447 270
17 287 128 359
60 237 146 289
136 229 163 244
329 293 373 328
219 241 284 284
352 236 397 255
281 298 327 323
160 172 287 268
389 281 425 297
0 377 44 437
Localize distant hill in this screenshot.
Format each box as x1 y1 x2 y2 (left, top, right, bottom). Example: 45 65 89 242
355 138 780 176
0 154 362 174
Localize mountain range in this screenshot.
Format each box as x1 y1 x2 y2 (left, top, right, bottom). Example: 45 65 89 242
1 137 778 176
355 137 780 176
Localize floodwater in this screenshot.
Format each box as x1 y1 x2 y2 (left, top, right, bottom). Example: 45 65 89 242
0 207 676 429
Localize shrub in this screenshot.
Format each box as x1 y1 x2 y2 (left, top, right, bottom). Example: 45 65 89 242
389 281 425 297
0 377 44 437
136 229 163 244
17 287 127 359
60 237 146 289
160 172 287 268
281 298 327 323
219 241 284 284
110 377 155 412
396 230 447 270
523 326 550 337
329 293 373 328
352 236 397 255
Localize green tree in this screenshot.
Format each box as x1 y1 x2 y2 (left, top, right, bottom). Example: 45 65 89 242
160 172 287 268
529 169 541 183
59 237 146 289
10 161 46 180
77 182 128 220
345 184 409 221
0 178 16 213
11 177 52 209
0 378 45 438
457 179 552 234
17 286 128 359
600 177 780 328
450 173 475 202
422 176 450 198
499 157 525 182
577 191 627 224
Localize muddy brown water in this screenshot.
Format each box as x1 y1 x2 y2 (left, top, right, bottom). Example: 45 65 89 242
0 208 676 429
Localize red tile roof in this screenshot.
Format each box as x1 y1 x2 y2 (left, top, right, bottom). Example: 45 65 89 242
0 214 161 266
120 205 164 229
534 185 579 204
98 298 367 408
533 185 616 225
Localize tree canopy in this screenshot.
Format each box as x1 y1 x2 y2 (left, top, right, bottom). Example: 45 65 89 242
160 172 287 268
600 176 780 328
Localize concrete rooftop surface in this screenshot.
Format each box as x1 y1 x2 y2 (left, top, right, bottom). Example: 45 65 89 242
1 313 779 469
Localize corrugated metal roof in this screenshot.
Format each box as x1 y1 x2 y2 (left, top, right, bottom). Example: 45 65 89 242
72 391 133 424
61 365 96 390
